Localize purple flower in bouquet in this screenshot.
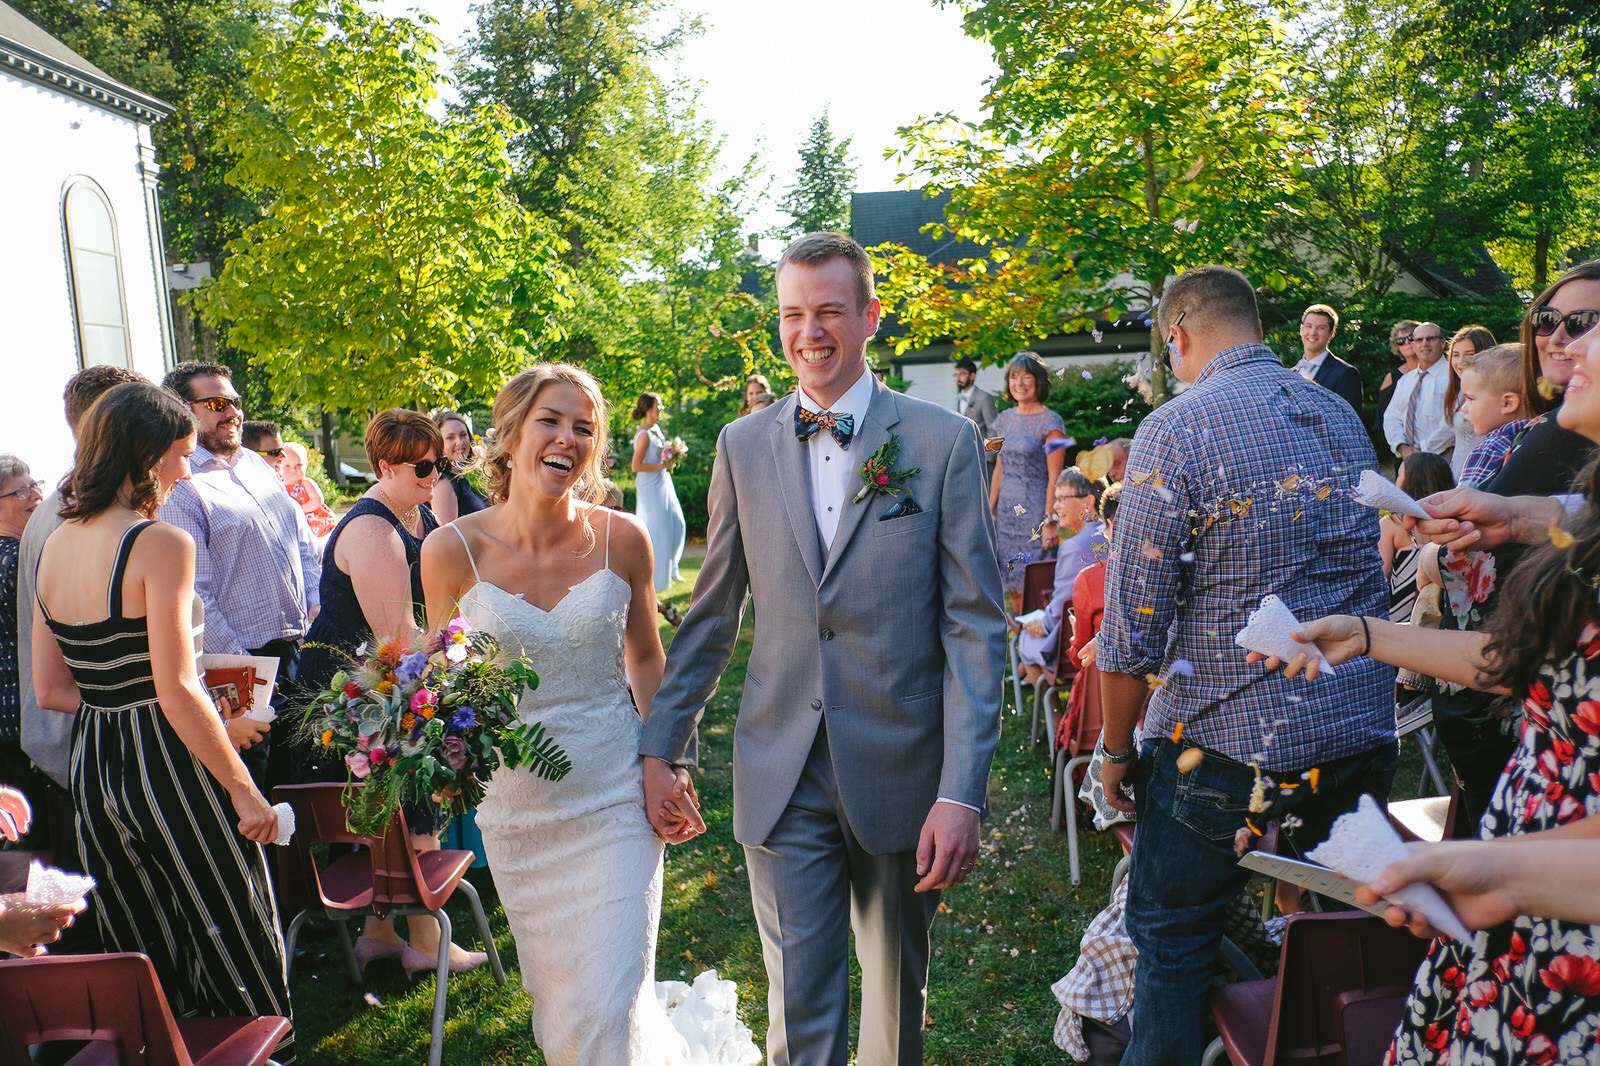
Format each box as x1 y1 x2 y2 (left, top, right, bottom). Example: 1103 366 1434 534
395 650 429 685
441 735 469 771
346 752 371 779
450 706 476 730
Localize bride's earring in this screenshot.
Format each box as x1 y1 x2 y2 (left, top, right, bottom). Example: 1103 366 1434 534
506 459 513 469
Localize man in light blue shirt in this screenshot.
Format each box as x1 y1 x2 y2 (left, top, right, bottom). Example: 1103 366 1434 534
158 362 320 791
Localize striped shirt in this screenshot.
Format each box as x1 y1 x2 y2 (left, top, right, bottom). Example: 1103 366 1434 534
157 444 319 654
1098 343 1395 771
40 522 201 713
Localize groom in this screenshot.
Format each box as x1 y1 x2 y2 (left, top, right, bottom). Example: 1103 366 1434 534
641 232 1007 1065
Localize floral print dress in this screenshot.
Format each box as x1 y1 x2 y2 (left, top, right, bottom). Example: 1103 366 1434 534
1388 623 1600 1066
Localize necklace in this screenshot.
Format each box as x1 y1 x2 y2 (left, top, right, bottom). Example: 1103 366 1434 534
377 486 420 531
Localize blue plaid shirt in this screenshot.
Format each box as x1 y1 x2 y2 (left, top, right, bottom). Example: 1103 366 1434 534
1458 418 1532 488
1099 343 1395 771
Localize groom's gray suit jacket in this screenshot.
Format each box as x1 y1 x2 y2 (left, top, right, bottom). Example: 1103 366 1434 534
641 380 1007 855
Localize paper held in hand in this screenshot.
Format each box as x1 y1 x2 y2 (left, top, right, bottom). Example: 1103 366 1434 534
1308 795 1473 943
1352 469 1432 521
1235 594 1335 675
199 653 280 722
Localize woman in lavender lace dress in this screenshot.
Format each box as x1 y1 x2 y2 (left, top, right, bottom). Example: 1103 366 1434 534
989 351 1067 606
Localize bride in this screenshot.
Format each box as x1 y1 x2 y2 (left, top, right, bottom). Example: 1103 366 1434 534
421 364 759 1066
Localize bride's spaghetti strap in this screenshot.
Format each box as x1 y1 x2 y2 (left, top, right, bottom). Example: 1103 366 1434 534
451 523 483 584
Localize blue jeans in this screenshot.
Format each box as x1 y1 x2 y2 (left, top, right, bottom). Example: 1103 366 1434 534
1121 737 1398 1066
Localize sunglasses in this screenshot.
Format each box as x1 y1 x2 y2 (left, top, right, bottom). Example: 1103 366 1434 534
1164 309 1187 363
1396 334 1415 344
397 458 449 478
256 448 284 458
1530 307 1600 340
192 396 242 413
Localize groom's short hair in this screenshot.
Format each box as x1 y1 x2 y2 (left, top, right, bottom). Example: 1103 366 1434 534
777 232 875 312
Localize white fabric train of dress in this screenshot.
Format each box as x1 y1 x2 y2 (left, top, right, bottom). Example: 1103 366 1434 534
457 568 759 1066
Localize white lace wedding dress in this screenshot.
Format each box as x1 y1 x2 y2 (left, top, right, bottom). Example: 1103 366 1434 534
455 525 759 1066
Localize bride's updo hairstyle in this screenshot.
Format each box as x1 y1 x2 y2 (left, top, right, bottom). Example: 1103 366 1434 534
631 392 660 421
485 363 610 506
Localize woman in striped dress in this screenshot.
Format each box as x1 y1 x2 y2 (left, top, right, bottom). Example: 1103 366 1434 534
30 382 292 1060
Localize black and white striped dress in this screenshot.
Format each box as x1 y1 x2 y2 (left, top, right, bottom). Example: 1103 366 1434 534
40 520 293 1061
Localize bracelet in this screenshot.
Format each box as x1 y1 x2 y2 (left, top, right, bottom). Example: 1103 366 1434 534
1097 736 1137 764
1358 615 1371 657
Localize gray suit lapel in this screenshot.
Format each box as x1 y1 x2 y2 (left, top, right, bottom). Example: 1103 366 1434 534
771 396 825 588
821 384 901 585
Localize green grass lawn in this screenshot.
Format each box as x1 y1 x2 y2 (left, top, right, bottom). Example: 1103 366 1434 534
286 556 1443 1065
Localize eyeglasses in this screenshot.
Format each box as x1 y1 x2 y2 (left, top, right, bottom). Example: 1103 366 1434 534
1412 332 1443 343
192 396 242 413
1530 307 1600 340
0 479 44 500
256 448 284 458
399 458 449 478
1396 334 1415 345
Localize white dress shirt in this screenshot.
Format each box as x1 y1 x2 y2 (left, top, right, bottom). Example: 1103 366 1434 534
1382 361 1454 458
1295 350 1328 381
798 368 876 550
957 385 976 416
798 369 978 816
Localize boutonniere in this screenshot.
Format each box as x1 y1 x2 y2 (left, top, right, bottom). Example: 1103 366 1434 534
853 435 920 503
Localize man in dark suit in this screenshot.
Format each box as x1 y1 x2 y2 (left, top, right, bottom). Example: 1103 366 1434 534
954 358 1000 475
1296 303 1363 414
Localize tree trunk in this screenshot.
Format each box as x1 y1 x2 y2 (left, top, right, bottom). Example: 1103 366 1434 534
1142 133 1169 407
320 407 339 483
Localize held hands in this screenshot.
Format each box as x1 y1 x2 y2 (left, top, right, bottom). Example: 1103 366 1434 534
0 785 32 842
915 802 981 892
644 756 706 844
1243 615 1367 681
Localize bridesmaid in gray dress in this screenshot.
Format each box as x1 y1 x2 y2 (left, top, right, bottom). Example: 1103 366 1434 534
989 351 1067 605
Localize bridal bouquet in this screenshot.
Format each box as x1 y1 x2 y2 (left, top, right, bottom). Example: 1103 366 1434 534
301 617 571 836
661 437 688 464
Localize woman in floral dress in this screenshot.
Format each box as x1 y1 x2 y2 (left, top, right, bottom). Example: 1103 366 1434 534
1254 316 1600 1065
989 351 1066 606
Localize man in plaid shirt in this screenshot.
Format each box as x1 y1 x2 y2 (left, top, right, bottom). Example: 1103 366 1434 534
1096 266 1397 1065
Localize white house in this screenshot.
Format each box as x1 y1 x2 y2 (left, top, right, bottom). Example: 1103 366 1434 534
1 0 174 487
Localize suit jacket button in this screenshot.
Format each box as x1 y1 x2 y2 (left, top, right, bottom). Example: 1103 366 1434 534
810 699 822 710
820 628 833 641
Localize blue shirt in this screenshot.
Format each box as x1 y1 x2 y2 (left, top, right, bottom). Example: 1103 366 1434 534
1098 343 1394 771
1458 418 1532 489
157 445 321 654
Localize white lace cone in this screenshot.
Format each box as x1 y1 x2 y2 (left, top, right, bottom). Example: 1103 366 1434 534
1307 795 1473 942
1352 469 1432 521
1235 595 1335 675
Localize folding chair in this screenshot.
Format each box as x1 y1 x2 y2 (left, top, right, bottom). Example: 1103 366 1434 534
1388 779 1465 844
273 784 505 1066
1396 694 1448 797
1005 560 1056 724
0 952 290 1066
1032 606 1077 755
1049 661 1105 885
1202 911 1427 1066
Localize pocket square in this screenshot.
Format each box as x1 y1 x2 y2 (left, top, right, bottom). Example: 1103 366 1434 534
879 497 923 521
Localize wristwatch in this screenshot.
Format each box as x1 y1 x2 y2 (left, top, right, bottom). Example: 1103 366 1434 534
1097 736 1136 764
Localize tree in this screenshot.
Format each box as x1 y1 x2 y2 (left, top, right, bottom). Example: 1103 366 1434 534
872 0 1310 404
193 0 573 415
452 0 770 408
778 111 857 237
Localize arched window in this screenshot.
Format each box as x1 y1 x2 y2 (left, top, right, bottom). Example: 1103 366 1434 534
62 179 132 368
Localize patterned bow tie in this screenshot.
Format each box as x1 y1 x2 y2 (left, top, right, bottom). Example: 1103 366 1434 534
794 407 855 449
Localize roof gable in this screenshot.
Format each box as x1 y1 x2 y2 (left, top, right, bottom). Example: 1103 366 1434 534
0 0 169 121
